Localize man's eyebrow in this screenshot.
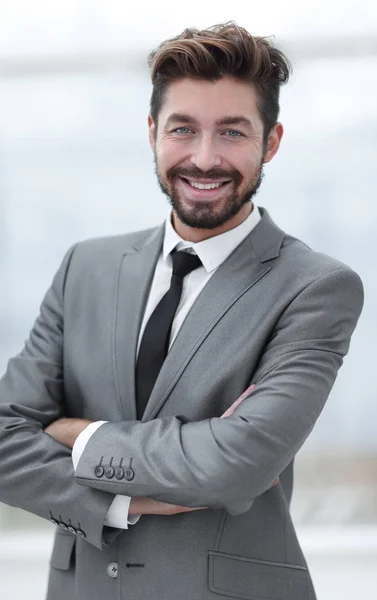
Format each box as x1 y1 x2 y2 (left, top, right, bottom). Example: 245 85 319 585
164 113 255 129
164 113 197 127
215 116 254 128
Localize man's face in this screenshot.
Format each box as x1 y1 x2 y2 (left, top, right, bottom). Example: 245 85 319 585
149 76 283 241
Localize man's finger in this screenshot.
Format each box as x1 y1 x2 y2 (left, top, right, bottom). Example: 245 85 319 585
220 397 244 418
220 384 256 418
236 383 256 403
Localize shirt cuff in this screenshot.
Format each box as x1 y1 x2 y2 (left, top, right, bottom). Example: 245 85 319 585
104 495 141 529
72 420 108 470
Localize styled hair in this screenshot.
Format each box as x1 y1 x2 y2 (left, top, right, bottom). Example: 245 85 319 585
148 21 292 143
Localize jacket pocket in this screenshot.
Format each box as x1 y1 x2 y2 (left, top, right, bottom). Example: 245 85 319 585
50 531 76 571
208 550 309 600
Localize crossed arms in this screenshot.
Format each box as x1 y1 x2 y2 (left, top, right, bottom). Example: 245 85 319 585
0 244 364 549
45 384 278 518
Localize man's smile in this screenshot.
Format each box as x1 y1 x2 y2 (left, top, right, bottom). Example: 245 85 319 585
176 176 233 200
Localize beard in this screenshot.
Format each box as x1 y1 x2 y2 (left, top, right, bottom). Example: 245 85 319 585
154 155 265 230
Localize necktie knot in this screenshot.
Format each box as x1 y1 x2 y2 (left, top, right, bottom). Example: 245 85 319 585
171 249 202 278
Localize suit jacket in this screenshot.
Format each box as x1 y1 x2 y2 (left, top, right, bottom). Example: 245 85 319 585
0 207 363 600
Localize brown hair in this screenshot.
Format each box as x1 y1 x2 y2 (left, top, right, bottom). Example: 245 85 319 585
148 21 292 144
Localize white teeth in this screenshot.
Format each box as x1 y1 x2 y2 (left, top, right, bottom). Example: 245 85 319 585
188 180 223 190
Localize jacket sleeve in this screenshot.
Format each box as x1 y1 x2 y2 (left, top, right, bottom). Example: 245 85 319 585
0 245 118 550
74 267 364 515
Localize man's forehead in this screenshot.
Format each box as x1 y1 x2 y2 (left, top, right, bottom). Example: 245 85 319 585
159 77 260 126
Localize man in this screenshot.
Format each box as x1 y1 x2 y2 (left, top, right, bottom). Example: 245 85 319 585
0 21 363 600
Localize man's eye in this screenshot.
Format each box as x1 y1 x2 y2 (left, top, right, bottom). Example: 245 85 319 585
225 130 243 137
173 127 192 134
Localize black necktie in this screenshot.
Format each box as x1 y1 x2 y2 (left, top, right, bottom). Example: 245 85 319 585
135 249 202 420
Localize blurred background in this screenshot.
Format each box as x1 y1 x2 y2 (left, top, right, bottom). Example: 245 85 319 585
0 1 376 598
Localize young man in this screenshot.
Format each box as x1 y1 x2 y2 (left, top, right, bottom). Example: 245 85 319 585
0 22 363 600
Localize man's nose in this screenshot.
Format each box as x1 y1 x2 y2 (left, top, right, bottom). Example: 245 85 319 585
190 137 221 172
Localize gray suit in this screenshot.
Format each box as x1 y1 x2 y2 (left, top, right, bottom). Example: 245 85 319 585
0 207 363 600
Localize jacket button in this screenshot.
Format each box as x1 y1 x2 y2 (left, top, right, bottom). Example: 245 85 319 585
105 466 115 479
58 521 68 530
125 468 135 481
94 465 104 478
115 467 124 480
107 562 118 579
49 517 59 526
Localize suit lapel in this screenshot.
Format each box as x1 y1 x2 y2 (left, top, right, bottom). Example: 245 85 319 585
113 223 165 419
141 208 285 421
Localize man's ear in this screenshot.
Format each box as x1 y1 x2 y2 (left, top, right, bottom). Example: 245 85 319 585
263 122 284 164
148 115 156 151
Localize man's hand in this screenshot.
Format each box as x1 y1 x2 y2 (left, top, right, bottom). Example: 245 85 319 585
129 497 207 516
44 418 93 449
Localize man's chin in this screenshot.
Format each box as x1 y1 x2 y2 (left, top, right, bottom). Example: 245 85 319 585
169 184 231 208
170 194 226 220
170 197 247 230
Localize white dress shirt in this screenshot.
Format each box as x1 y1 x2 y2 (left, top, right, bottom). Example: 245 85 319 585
72 204 261 529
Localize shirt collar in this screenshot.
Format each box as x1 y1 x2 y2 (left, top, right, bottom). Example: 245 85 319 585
163 204 261 273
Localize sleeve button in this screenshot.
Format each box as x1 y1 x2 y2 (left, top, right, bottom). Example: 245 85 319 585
115 467 124 480
77 528 86 539
67 525 77 534
105 466 115 479
94 465 104 478
125 468 135 481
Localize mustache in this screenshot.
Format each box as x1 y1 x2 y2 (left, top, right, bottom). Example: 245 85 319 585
167 165 243 185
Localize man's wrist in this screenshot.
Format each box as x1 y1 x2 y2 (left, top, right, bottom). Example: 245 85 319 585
45 417 93 449
70 419 93 448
